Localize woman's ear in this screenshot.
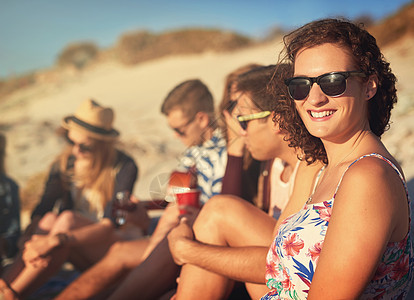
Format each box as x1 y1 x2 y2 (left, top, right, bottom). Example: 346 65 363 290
365 75 378 101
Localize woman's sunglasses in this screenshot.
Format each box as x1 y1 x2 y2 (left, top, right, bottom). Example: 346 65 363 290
237 111 271 130
285 71 367 101
66 137 94 153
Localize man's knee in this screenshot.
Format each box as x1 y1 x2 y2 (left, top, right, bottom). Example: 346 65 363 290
195 195 252 235
198 195 243 222
106 241 141 269
107 241 127 258
194 195 238 232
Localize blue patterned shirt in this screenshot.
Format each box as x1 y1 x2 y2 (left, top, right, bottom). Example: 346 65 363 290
178 128 227 203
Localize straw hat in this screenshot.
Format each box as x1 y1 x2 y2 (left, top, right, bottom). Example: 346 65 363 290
62 99 120 140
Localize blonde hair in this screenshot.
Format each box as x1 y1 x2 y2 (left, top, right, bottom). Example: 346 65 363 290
58 135 117 213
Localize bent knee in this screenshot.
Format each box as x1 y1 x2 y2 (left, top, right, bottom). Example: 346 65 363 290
50 210 77 232
107 241 142 269
194 196 230 231
99 218 114 228
195 195 250 231
37 212 58 232
200 195 243 221
58 210 77 221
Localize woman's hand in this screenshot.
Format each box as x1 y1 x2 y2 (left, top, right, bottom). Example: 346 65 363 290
22 234 60 267
167 218 195 266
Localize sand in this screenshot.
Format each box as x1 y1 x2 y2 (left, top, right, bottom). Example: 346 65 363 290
1 36 414 228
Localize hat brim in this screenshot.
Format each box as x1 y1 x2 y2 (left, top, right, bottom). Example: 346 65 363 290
62 116 120 141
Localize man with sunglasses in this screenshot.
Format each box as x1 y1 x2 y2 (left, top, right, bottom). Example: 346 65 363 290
166 64 322 299
161 79 227 204
55 79 227 300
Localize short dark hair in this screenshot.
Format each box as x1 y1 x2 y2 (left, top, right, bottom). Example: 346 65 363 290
276 18 397 164
161 79 215 120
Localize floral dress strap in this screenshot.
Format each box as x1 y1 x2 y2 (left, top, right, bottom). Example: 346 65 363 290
306 164 326 204
332 153 409 202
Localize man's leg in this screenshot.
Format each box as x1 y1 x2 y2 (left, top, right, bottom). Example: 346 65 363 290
57 205 180 299
175 195 276 300
108 237 180 300
142 203 179 258
55 238 150 300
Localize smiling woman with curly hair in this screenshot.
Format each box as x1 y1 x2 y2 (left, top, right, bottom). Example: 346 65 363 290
263 18 413 300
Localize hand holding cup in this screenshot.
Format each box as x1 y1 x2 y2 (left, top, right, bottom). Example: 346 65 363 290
175 189 200 215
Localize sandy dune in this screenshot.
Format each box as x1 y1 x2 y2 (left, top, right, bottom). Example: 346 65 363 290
1 37 414 227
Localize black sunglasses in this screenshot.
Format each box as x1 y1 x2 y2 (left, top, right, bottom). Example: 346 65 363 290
172 115 196 136
66 137 94 153
237 111 271 130
285 71 367 101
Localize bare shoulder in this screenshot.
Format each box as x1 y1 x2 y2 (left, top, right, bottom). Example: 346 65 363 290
335 154 407 216
343 155 405 190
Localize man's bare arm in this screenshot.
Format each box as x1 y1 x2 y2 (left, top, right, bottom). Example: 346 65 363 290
168 219 268 284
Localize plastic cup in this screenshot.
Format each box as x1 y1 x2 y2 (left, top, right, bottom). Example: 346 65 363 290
175 189 200 215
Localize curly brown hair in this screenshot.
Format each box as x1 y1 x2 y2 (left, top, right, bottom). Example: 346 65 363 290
274 18 397 164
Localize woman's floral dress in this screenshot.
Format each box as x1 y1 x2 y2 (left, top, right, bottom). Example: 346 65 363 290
261 153 414 299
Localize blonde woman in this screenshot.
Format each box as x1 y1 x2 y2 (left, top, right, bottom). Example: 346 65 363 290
0 99 148 299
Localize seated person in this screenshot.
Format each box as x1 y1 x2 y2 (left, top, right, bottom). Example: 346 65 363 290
166 63 322 299
54 79 227 300
219 63 263 205
169 18 414 299
221 64 299 219
0 133 21 273
0 99 146 299
144 79 227 256
58 63 320 300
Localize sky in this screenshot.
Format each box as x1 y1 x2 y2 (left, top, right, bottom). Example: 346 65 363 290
0 0 412 79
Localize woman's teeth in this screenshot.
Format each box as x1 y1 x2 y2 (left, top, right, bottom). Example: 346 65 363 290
310 110 334 118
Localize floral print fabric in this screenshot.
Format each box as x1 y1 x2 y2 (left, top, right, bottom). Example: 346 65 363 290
262 153 414 299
